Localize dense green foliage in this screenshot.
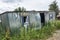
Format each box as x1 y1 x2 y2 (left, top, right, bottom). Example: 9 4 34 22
54 20 60 29
0 20 60 40
14 7 26 12
49 0 59 17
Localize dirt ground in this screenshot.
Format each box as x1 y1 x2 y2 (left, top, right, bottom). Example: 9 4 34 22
47 30 60 40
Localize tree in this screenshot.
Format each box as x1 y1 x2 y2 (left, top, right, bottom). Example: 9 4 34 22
49 0 59 17
14 7 26 12
21 7 26 11
14 7 26 16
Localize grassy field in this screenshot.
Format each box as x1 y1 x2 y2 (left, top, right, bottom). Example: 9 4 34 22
0 20 60 40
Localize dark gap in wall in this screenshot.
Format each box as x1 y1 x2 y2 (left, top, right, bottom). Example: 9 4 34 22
40 13 45 25
23 16 27 23
22 16 27 26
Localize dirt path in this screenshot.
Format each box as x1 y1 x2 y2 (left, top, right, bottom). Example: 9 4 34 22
47 30 60 40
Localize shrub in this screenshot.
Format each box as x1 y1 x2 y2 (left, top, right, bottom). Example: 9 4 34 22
55 20 60 29
0 20 60 40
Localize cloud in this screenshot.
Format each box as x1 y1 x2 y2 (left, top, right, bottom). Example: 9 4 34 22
0 0 60 13
0 0 21 13
1 0 21 3
21 0 55 11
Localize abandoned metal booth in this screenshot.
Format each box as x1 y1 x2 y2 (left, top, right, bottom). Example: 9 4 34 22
0 11 55 34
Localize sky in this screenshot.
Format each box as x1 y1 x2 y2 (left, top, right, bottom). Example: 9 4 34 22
0 0 60 13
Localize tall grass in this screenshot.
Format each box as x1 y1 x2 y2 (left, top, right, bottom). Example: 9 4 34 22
0 20 60 40
55 20 60 29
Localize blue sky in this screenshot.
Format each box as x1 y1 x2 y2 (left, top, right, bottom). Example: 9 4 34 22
0 0 60 13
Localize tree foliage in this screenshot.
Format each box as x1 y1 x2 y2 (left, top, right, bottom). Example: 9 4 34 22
14 7 26 12
49 0 59 16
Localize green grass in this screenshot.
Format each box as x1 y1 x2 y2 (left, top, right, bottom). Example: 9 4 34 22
0 20 60 40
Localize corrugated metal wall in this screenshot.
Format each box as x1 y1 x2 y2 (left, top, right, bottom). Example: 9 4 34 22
0 11 55 35
0 12 41 35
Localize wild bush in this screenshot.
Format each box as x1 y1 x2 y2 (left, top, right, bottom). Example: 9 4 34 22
0 20 60 40
55 20 60 29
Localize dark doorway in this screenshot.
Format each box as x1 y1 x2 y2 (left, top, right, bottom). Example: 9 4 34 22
40 13 45 23
22 16 27 25
23 16 27 23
